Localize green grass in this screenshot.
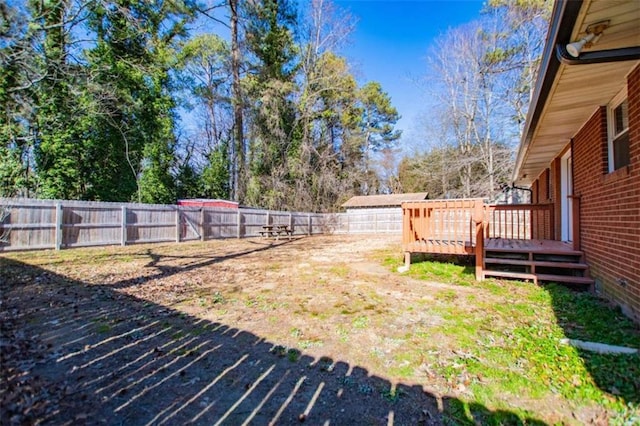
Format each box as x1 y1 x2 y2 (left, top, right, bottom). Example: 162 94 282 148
388 254 477 286
381 252 640 423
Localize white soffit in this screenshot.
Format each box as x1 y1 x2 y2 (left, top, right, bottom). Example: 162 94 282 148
517 0 640 184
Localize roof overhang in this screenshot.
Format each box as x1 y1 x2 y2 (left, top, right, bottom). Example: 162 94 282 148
513 0 640 186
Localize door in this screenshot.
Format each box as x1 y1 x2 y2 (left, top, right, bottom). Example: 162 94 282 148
560 150 573 242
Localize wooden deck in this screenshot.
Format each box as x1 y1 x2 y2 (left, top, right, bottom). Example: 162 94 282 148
401 199 591 286
483 238 592 287
485 238 581 255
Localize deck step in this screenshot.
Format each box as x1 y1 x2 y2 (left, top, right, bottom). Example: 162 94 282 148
485 246 583 256
483 270 537 281
535 274 594 285
483 270 594 286
484 258 588 269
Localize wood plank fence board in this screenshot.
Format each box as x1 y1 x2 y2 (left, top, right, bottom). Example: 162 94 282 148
1 199 333 251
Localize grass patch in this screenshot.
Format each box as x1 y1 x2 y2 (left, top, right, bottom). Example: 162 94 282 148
384 253 476 287
352 315 369 329
384 253 640 420
95 323 111 334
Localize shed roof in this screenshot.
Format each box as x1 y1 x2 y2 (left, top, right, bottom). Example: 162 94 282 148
341 192 428 208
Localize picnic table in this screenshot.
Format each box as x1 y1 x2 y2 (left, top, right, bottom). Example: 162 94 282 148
259 225 292 240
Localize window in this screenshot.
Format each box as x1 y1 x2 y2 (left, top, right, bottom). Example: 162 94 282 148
607 89 630 172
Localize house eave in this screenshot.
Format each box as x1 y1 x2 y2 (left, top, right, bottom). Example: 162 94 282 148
512 0 582 186
512 0 640 187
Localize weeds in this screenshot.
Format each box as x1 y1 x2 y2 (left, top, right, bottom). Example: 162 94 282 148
380 386 403 403
382 252 640 420
287 348 300 362
352 315 369 329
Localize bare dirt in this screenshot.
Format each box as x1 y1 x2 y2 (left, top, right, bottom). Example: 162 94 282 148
0 235 586 425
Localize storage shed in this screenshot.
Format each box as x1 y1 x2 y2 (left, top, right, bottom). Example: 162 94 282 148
338 193 428 234
177 199 239 209
341 193 429 213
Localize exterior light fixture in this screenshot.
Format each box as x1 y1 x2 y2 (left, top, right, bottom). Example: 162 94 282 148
565 20 610 58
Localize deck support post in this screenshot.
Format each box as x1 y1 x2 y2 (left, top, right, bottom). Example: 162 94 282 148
475 222 484 281
404 251 411 269
473 202 485 281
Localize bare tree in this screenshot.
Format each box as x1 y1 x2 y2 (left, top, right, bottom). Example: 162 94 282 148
424 16 519 201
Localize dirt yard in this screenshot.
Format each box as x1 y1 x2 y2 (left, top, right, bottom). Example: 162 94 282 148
1 235 636 424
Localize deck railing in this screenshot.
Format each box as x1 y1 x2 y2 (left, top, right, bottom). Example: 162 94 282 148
402 199 484 255
402 199 557 279
484 203 554 240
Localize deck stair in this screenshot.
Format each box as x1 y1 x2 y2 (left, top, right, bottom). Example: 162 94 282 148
483 239 593 287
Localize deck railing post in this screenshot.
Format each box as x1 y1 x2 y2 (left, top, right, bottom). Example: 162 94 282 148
472 201 485 281
571 196 580 250
549 203 555 240
475 221 484 281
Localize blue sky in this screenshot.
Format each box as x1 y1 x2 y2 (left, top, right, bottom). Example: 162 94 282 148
334 0 484 149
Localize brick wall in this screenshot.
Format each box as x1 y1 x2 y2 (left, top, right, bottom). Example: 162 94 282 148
571 64 640 322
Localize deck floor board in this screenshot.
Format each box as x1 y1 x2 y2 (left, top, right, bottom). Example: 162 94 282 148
485 238 581 255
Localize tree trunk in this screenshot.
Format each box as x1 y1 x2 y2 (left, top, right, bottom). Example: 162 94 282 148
230 0 244 202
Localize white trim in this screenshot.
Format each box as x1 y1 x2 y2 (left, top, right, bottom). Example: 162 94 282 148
607 87 629 173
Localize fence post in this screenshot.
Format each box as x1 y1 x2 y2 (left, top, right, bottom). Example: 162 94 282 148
308 213 311 236
121 206 127 246
176 208 181 243
266 211 270 226
289 212 293 235
200 208 205 241
55 202 63 250
237 209 241 239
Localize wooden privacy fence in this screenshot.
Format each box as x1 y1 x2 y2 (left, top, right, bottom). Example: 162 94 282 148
0 198 325 252
325 209 402 234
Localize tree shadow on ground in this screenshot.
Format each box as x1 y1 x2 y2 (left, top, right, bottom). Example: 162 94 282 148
544 284 640 405
0 254 547 425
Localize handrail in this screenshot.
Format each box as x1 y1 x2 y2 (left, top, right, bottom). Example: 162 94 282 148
402 198 484 254
484 203 554 240
402 200 556 250
402 199 559 281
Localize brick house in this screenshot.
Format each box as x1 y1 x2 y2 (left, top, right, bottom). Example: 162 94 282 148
513 0 640 321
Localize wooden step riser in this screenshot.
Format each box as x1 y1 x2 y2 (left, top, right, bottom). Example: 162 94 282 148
484 258 588 269
485 248 584 256
485 251 583 261
483 270 594 286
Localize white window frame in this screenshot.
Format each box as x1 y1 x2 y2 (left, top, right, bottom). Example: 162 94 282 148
607 87 629 173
